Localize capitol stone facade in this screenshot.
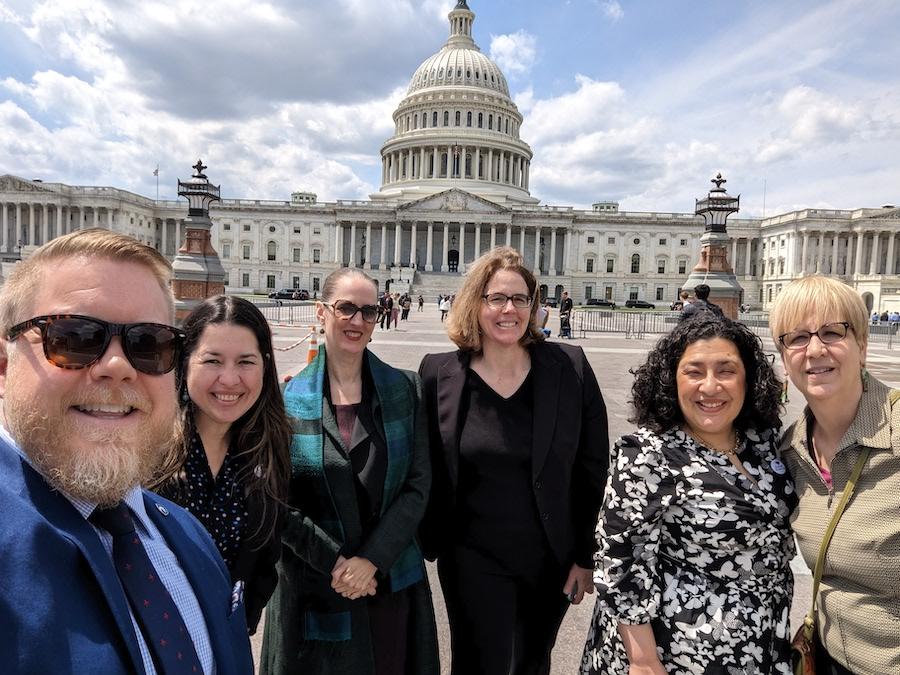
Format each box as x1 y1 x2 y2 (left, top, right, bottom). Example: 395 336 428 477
1 0 899 312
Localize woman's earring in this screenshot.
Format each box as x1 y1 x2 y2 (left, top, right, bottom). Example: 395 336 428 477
181 388 190 403
860 366 869 392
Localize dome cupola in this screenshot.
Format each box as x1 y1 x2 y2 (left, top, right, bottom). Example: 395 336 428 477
372 1 537 205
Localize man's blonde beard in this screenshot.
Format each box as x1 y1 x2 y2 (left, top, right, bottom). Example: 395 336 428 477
6 387 176 507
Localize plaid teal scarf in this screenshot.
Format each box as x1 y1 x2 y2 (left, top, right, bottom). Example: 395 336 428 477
284 345 425 641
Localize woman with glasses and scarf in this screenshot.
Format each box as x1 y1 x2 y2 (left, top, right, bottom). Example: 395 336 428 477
154 295 292 635
418 247 609 675
261 267 439 675
770 276 900 675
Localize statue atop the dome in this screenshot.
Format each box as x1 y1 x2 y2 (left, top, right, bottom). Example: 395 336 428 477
455 0 470 8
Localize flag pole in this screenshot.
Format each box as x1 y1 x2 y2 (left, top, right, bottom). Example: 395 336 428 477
155 164 159 202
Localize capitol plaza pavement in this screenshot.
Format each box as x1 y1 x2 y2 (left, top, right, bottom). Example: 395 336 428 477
250 303 900 673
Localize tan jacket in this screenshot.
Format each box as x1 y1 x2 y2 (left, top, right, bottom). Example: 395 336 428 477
780 377 900 675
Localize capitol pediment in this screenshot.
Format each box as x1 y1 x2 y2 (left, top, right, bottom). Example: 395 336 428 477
0 174 56 194
398 188 508 215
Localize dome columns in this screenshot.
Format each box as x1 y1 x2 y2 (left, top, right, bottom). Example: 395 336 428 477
380 144 531 190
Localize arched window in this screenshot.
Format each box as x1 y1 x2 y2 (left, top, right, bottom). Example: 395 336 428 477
477 112 483 128
466 111 472 127
413 115 418 130
586 257 595 273
631 254 640 274
505 118 510 134
455 110 461 126
267 241 277 261
433 111 438 127
443 110 449 126
488 114 493 130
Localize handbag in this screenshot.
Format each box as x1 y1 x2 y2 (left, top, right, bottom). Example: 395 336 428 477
790 446 870 675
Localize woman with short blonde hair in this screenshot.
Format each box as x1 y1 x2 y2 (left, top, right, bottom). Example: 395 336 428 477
770 275 900 675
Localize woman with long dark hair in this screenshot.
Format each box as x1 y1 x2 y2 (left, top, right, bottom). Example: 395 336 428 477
154 295 292 634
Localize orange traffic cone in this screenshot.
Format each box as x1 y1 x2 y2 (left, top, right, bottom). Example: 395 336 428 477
306 325 319 364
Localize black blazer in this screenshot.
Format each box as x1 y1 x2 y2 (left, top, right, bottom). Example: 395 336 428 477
418 341 609 569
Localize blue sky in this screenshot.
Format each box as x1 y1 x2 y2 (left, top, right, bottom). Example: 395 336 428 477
1 0 899 217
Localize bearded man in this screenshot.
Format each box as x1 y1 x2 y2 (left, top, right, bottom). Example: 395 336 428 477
0 229 253 674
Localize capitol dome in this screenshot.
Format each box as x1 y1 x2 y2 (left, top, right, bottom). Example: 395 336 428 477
372 0 537 205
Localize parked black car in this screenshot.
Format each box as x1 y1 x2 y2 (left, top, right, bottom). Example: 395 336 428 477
543 297 559 307
625 299 655 309
269 288 310 300
586 298 616 309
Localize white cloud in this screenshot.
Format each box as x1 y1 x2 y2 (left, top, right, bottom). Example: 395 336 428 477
598 1 623 22
489 30 537 78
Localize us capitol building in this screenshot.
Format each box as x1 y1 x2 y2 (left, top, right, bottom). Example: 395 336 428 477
1 0 899 312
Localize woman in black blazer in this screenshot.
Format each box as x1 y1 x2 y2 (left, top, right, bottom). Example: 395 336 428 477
419 247 610 675
154 295 292 634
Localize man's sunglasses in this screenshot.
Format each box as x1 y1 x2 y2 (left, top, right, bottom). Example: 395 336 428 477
6 314 185 375
323 300 380 323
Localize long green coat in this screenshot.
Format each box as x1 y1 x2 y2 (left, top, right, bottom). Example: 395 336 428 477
261 350 439 674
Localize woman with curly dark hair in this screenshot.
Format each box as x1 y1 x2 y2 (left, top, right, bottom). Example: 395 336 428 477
581 313 795 675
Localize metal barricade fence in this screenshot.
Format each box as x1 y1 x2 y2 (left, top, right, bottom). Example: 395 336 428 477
255 301 317 326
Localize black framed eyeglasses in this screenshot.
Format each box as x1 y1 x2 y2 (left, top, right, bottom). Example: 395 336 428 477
482 293 533 309
7 314 185 375
778 322 851 350
323 300 380 323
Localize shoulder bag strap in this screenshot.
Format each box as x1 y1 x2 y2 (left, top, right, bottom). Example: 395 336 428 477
801 445 870 639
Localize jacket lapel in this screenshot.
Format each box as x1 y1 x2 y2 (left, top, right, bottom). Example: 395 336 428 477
530 345 562 480
143 492 239 674
437 351 469 490
21 461 144 673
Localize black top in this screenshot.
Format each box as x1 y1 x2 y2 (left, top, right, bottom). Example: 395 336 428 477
171 433 249 573
456 368 551 576
326 372 387 540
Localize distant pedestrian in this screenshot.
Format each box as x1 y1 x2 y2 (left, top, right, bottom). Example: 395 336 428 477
418 294 424 312
439 296 451 322
559 291 573 338
680 284 723 320
391 292 400 328
401 294 412 321
379 291 393 330
536 301 551 337
871 311 880 325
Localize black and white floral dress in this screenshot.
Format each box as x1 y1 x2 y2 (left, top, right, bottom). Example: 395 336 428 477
581 427 796 675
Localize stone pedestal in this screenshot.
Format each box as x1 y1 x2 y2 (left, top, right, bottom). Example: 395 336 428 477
171 213 226 320
683 231 743 319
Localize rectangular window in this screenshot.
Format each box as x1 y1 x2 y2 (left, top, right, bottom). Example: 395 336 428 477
678 260 687 274
606 258 615 273
313 227 321 235
223 223 231 231
655 286 665 301
680 238 688 246
293 248 301 263
587 236 595 244
659 238 667 246
292 276 300 289
657 260 666 274
585 285 593 300
629 286 639 301
313 248 321 264
241 272 250 287
312 276 321 293
605 286 613 300
243 224 251 232
242 245 250 260
607 237 616 245
586 258 594 273
222 243 231 259
266 274 276 289
293 226 302 234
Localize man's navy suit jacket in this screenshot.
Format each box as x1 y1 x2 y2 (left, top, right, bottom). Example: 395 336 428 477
0 434 255 674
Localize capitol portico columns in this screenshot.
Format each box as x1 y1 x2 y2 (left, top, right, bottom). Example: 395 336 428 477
1 203 7 251
380 224 387 269
533 227 541 272
854 231 864 275
334 224 342 263
474 223 481 258
393 223 402 266
549 229 557 275
441 223 449 272
364 223 372 269
349 223 357 267
870 233 880 275
831 234 840 275
519 226 525 257
426 222 434 271
886 233 896 275
458 222 466 273
29 204 35 245
409 222 418 267
800 232 809 275
490 225 496 249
